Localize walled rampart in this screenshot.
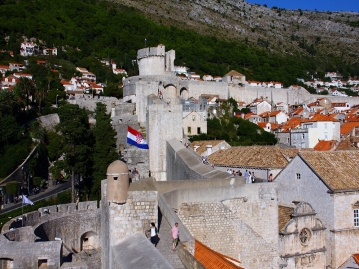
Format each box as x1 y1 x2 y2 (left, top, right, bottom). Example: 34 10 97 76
147 102 183 181
2 201 99 233
161 182 279 268
68 95 121 113
166 139 233 180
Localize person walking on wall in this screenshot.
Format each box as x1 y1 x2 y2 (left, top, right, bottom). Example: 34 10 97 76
268 173 273 182
244 170 249 183
172 222 179 251
149 222 159 247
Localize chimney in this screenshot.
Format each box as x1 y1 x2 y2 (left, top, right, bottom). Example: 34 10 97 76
206 145 213 156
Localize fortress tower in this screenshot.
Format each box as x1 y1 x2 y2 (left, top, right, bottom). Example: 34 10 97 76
137 44 175 76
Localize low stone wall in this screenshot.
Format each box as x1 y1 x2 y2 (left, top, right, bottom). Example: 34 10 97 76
2 201 99 233
177 242 206 269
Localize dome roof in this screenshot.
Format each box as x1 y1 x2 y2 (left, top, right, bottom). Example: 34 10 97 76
106 160 128 175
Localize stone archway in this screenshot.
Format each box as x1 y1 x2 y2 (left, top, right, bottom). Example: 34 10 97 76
163 84 177 101
180 87 189 99
80 231 99 251
0 258 14 269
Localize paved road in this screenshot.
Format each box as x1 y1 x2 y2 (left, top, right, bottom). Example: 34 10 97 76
0 180 71 214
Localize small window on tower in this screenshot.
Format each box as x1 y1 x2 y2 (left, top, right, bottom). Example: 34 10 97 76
296 173 301 179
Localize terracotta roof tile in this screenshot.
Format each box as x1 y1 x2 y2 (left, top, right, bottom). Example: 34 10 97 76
224 70 245 77
340 122 359 136
299 151 359 191
314 140 336 151
195 239 243 269
190 140 226 155
278 206 294 231
353 254 359 265
209 146 298 168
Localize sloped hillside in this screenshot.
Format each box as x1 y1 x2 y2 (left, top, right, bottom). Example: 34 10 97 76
110 0 359 62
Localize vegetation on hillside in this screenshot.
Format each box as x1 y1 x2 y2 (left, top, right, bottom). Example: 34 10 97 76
190 100 277 145
0 0 358 86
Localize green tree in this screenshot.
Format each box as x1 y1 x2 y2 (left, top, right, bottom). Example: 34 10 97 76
91 102 118 200
14 77 35 111
57 104 93 202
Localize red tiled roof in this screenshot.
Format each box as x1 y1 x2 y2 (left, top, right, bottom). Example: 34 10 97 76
257 122 267 128
194 239 243 269
314 140 336 151
292 107 304 115
341 122 359 136
353 254 359 265
305 114 340 122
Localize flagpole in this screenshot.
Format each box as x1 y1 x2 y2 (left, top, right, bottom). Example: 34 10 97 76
21 197 23 227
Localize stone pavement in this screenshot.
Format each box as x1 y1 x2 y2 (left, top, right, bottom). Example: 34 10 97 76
156 216 186 269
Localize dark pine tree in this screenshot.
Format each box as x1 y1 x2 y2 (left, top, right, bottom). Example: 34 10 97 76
91 102 118 200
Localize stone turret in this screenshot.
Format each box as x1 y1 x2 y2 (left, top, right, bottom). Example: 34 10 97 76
106 160 129 204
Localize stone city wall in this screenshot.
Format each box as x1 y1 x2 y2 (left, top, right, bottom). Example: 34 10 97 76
68 95 121 113
166 139 233 181
0 240 62 269
2 201 98 232
165 183 279 268
124 71 359 111
147 103 183 181
33 210 101 252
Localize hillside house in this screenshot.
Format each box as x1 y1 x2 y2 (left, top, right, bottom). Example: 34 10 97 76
43 47 57 56
61 80 76 92
257 122 272 132
13 73 32 80
273 81 283 88
182 111 207 136
1 75 19 89
202 74 213 81
298 114 340 148
275 102 289 113
276 151 359 268
248 99 271 115
9 63 24 72
112 62 127 76
332 102 350 112
222 70 245 84
259 110 288 124
174 66 188 76
0 65 9 74
247 80 261 87
20 41 36 56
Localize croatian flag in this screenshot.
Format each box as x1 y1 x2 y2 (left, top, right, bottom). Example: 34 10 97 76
22 195 34 205
127 127 149 149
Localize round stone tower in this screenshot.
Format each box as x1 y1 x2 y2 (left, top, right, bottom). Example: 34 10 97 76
137 44 166 76
106 160 129 204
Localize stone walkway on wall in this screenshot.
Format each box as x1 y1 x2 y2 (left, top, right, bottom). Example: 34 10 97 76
156 217 186 269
